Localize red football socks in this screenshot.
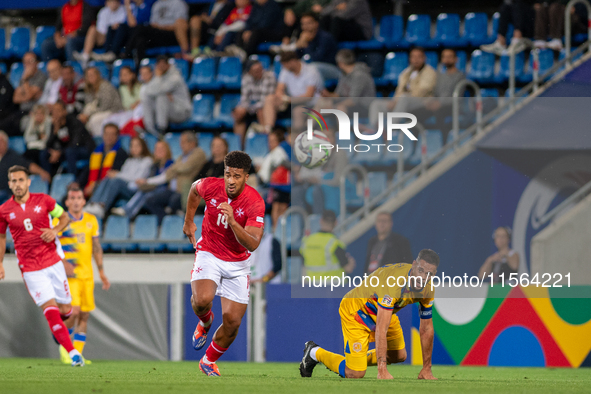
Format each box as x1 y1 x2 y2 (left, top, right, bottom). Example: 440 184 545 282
197 310 213 328
204 341 228 363
43 306 75 352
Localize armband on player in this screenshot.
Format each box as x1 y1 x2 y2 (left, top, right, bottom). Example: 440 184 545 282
49 204 65 219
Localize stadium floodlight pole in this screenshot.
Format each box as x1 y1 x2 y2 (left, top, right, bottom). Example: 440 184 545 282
565 0 591 66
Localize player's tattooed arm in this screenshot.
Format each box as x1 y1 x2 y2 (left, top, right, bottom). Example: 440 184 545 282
0 233 5 280
183 182 204 246
92 237 110 290
375 305 394 380
417 317 437 380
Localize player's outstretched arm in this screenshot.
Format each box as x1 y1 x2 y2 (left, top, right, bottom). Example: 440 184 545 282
0 233 5 280
183 182 203 246
375 306 394 380
417 317 437 380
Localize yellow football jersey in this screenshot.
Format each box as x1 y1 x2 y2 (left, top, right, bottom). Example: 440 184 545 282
54 212 99 279
340 263 435 331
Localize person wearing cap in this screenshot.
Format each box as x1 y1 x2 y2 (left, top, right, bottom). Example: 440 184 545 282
233 59 276 145
141 55 192 135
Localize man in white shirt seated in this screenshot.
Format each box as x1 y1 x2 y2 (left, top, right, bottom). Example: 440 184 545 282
38 60 63 110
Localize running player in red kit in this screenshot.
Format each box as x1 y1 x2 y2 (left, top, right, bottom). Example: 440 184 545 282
183 151 265 377
0 166 84 366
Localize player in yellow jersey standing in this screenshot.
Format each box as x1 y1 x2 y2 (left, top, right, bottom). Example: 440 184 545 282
55 185 110 363
300 249 440 380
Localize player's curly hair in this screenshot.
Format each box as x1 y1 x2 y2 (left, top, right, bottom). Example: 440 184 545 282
224 151 252 173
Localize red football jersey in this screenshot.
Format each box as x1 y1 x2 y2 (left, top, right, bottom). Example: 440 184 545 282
0 193 63 273
195 177 265 262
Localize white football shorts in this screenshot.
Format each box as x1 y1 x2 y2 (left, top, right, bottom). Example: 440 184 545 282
191 251 251 304
22 261 72 307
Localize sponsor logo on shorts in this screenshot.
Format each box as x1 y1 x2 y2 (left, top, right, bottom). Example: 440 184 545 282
352 342 362 353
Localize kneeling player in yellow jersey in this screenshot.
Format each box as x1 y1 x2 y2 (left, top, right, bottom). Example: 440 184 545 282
55 185 110 363
300 249 439 380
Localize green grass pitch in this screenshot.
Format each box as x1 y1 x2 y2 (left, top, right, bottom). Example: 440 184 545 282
1 358 590 394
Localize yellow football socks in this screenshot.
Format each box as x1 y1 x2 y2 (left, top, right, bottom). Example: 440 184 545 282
73 332 86 355
316 347 346 377
366 349 377 366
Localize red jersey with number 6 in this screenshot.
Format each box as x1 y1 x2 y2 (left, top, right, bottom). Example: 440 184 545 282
195 177 265 262
0 194 62 273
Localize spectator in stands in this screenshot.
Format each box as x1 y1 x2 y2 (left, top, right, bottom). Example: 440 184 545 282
320 49 376 115
23 105 52 165
300 210 355 279
262 51 323 133
140 131 206 222
233 59 277 144
41 0 96 62
481 0 535 54
0 68 18 134
79 67 124 137
210 0 252 53
119 67 142 111
478 227 520 283
195 136 228 180
257 129 291 230
294 12 339 82
369 47 437 128
0 131 51 203
118 0 156 59
74 0 128 66
533 1 588 50
8 52 48 137
81 123 128 197
240 0 284 56
111 139 174 218
141 56 192 135
59 65 86 115
85 137 153 218
364 211 413 274
188 0 233 58
281 0 332 44
250 231 282 283
38 60 63 109
319 0 373 42
124 0 190 61
41 100 95 177
118 64 152 136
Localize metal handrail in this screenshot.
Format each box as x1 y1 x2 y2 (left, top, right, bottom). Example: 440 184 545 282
538 179 591 226
277 205 308 283
565 0 591 65
508 42 539 103
333 40 591 234
339 164 369 223
452 79 482 145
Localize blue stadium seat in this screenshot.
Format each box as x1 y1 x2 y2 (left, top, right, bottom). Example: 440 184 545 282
425 51 439 70
216 94 240 128
9 62 23 88
307 214 321 235
435 13 468 47
404 14 436 48
357 15 393 50
480 88 500 115
88 60 110 80
9 136 25 154
159 215 189 252
264 214 272 231
111 59 135 87
375 52 408 86
145 45 181 57
358 52 385 78
244 133 269 159
273 55 282 77
274 213 303 250
133 214 162 252
344 174 364 209
193 215 204 242
178 94 214 129
494 51 525 83
103 215 131 252
519 48 555 83
188 57 220 90
37 61 47 74
198 132 213 158
63 60 84 77
144 133 159 153
480 88 499 97
455 50 467 73
169 58 189 81
164 133 182 159
119 134 131 152
408 130 443 165
9 27 30 59
220 132 241 152
50 174 75 203
464 13 492 47
33 26 55 57
491 14 514 41
257 42 281 53
467 50 495 83
351 144 383 166
29 175 49 194
216 57 242 90
0 63 6 74
139 57 156 70
367 171 388 202
248 54 270 70
0 29 7 59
